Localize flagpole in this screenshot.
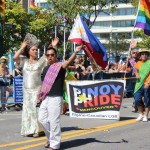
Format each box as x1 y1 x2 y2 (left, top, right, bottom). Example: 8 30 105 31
83 45 100 70
38 0 40 6
55 26 57 38
28 0 30 13
134 0 140 27
63 21 66 59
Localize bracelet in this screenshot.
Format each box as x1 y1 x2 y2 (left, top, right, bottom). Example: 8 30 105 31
74 51 77 55
19 48 24 53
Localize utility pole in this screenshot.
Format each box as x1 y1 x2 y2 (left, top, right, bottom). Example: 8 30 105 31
0 21 3 57
0 0 5 57
22 0 29 12
115 33 118 61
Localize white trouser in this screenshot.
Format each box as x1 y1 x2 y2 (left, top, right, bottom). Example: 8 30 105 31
38 96 63 149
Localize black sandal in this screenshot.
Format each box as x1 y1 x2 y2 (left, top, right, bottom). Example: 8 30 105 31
45 141 50 148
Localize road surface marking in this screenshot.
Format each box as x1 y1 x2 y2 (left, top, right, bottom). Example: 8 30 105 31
11 119 137 150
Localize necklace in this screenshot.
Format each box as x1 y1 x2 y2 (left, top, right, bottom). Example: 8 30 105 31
29 59 37 64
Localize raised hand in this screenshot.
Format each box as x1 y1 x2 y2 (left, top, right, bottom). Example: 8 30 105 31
21 40 29 49
74 45 83 53
51 37 59 47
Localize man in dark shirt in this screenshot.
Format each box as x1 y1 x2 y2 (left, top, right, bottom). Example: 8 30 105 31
38 45 82 150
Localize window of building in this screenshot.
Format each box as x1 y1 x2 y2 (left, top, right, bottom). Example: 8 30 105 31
41 3 51 9
94 33 100 39
92 21 110 28
99 11 110 17
112 20 134 27
113 8 136 16
100 33 110 40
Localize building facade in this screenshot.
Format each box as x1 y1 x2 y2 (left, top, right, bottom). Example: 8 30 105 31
91 3 136 42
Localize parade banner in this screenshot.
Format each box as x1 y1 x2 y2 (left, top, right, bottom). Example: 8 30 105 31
66 80 125 120
13 77 23 103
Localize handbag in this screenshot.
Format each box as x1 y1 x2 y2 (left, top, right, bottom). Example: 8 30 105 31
0 77 10 86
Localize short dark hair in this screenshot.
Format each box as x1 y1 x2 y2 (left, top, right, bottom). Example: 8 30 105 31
46 47 57 55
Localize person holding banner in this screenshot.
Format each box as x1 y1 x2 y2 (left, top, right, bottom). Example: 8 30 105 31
38 45 82 150
134 49 150 122
13 33 59 137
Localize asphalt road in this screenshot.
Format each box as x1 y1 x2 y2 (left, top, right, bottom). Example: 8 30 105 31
0 98 150 150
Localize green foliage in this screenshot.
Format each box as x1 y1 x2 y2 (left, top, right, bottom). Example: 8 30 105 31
4 0 58 53
134 30 150 49
130 0 139 8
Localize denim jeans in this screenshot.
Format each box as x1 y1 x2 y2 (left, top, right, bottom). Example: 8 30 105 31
0 86 6 108
134 85 150 108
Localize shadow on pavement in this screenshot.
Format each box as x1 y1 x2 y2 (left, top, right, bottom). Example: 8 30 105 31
60 138 128 149
61 126 84 132
60 138 101 149
120 116 135 121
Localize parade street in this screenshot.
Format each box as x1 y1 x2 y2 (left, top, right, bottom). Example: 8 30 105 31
0 98 150 150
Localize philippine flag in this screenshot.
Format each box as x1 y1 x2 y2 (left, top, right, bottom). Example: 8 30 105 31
68 14 108 69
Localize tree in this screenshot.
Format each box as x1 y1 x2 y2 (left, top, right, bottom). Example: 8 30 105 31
4 0 60 54
130 0 139 8
134 30 150 49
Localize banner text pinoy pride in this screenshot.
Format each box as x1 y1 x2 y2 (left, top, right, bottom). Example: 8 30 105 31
73 84 122 108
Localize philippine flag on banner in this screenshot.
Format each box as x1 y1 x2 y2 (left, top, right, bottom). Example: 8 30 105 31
68 14 108 69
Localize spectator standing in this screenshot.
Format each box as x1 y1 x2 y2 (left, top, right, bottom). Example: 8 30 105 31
0 57 11 111
134 49 150 122
13 57 23 77
127 48 139 75
108 62 119 73
12 57 23 111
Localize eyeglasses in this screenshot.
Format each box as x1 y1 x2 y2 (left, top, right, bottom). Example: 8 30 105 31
46 53 55 57
141 53 149 56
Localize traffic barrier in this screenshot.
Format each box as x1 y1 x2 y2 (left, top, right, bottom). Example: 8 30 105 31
13 76 23 103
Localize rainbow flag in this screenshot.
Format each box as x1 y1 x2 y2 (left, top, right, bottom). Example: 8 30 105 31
135 0 150 35
30 0 36 9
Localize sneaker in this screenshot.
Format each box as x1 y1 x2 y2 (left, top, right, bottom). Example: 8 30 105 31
142 115 148 122
136 114 143 121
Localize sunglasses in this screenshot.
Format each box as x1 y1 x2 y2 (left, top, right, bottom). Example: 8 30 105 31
132 52 137 54
141 53 149 56
46 53 55 57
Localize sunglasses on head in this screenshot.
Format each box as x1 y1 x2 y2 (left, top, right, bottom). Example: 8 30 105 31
141 52 149 56
46 53 55 57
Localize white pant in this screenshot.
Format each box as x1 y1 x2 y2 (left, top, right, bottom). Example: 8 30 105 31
38 96 63 149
